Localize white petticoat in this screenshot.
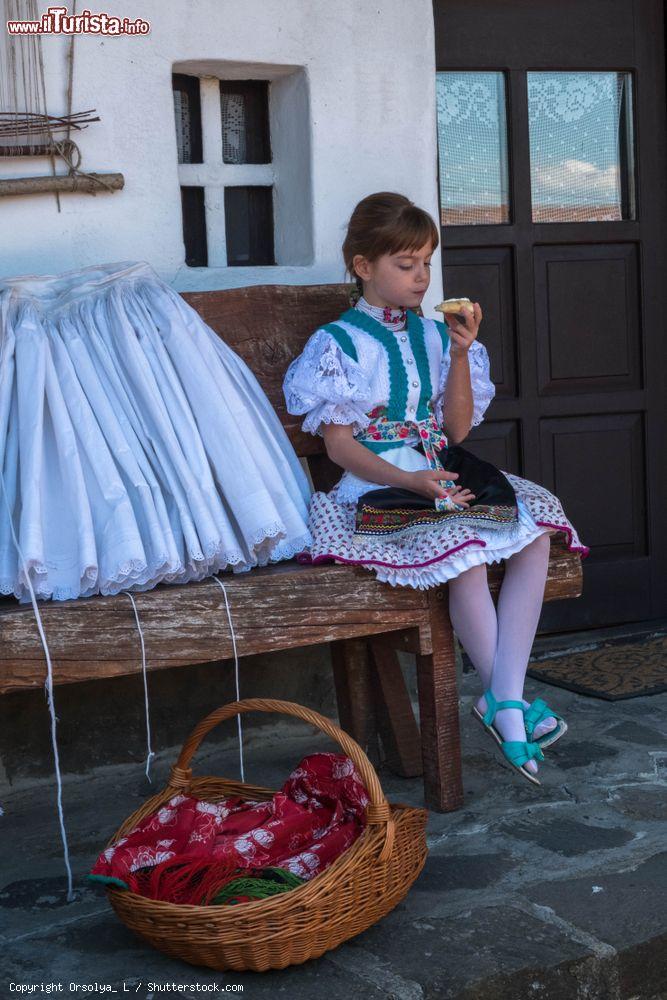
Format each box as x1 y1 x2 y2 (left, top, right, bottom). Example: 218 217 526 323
0 261 312 602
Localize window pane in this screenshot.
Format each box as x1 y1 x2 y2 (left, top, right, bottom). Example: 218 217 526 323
181 187 207 267
436 71 510 226
224 186 274 266
220 81 271 164
172 74 202 164
527 72 635 222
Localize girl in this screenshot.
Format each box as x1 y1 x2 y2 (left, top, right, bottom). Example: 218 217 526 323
283 192 588 785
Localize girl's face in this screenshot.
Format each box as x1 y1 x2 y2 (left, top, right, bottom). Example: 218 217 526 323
353 239 434 309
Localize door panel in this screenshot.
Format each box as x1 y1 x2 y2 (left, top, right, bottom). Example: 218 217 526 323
467 420 522 475
533 244 642 394
442 248 518 399
434 0 667 630
539 413 648 559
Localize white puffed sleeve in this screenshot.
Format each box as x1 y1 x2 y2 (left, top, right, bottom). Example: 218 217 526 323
434 340 495 428
282 328 373 437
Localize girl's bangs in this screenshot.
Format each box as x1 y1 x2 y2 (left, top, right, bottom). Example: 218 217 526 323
383 209 439 257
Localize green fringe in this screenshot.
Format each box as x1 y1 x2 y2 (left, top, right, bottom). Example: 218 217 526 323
86 874 129 891
210 867 306 906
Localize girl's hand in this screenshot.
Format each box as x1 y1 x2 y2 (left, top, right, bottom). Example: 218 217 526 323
447 302 483 356
444 483 476 509
403 469 476 507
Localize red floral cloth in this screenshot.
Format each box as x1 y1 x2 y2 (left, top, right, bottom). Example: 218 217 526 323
92 753 369 883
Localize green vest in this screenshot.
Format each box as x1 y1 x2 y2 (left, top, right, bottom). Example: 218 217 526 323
321 308 449 421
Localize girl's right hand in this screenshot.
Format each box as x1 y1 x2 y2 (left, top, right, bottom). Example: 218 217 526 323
403 469 475 507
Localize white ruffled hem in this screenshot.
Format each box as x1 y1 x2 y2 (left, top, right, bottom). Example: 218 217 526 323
300 402 370 438
370 524 552 588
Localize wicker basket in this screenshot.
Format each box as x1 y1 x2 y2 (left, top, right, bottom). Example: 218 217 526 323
103 697 428 971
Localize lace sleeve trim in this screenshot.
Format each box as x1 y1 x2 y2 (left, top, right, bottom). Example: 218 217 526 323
283 328 373 436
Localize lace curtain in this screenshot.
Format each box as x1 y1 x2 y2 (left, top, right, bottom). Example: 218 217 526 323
527 72 635 222
436 70 635 226
436 71 510 226
173 89 191 164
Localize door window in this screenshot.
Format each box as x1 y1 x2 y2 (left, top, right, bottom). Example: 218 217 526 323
436 71 510 225
527 71 636 222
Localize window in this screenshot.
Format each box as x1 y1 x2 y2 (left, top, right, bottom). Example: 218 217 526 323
436 71 510 226
224 186 274 266
172 73 202 164
172 64 312 271
436 69 636 227
527 72 636 222
180 187 207 266
220 81 270 164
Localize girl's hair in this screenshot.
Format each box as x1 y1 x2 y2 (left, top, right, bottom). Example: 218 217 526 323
342 192 440 297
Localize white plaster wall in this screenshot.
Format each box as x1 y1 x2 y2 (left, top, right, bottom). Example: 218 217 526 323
0 0 444 314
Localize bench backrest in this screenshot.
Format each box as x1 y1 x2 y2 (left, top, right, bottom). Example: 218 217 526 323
181 282 353 490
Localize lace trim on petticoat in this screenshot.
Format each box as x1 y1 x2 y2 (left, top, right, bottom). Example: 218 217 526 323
0 523 313 602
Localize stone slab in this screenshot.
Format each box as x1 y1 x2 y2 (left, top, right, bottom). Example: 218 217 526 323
607 785 667 822
525 851 667 950
355 903 597 999
604 721 667 747
499 816 634 857
411 852 514 893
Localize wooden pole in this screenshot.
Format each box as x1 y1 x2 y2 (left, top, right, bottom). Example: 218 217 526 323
0 172 124 197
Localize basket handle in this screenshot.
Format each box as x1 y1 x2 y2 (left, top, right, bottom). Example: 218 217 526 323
167 697 395 862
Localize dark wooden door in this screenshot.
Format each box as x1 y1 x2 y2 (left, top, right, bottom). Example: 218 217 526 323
434 0 667 631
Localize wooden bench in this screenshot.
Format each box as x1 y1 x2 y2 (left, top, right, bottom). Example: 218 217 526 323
0 283 583 811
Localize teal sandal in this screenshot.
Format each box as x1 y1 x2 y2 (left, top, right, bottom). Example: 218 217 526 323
472 690 544 786
523 697 568 749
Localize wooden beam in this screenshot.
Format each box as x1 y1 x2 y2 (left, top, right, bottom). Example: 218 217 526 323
369 641 423 778
0 173 124 197
416 589 464 812
331 639 381 766
366 628 423 654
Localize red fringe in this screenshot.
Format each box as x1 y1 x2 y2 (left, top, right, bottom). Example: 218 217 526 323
127 855 240 905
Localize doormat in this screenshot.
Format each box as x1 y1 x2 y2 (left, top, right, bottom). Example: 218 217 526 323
527 635 667 701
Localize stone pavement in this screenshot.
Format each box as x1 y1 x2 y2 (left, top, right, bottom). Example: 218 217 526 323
1 672 665 1000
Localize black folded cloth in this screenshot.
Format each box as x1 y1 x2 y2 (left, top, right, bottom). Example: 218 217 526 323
354 444 518 537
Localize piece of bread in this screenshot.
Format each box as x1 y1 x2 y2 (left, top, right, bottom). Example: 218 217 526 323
435 297 475 315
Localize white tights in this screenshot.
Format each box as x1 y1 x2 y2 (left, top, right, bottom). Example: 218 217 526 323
447 533 552 772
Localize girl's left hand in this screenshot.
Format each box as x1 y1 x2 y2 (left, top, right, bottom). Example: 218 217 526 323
447 302 482 356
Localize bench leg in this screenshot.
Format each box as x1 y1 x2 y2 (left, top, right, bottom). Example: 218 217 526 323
369 641 423 778
416 590 464 812
330 638 381 765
